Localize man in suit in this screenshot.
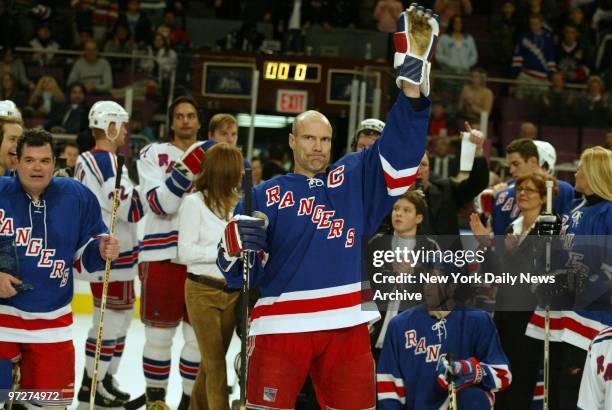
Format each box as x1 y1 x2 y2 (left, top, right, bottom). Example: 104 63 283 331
46 82 89 135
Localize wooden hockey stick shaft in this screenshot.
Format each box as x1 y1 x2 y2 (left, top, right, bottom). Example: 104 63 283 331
239 168 253 410
89 155 124 410
543 179 553 410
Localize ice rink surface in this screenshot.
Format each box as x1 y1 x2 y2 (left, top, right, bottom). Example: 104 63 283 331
69 314 241 409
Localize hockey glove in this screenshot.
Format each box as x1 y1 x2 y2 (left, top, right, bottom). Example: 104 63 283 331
474 189 495 216
394 4 440 96
534 213 562 236
437 357 484 390
167 140 216 193
223 215 268 257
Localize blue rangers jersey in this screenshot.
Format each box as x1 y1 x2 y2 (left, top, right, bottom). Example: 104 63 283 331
376 305 511 410
527 197 612 349
74 149 145 281
0 176 107 343
492 179 575 235
512 31 556 80
219 93 428 336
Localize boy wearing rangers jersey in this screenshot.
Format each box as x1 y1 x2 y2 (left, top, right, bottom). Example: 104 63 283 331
376 278 511 410
578 327 612 410
217 5 436 408
0 129 119 407
74 101 145 406
137 96 217 409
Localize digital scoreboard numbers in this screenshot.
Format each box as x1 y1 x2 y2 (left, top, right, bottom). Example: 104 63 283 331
263 61 321 83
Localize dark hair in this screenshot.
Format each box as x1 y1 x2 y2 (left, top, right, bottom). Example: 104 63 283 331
68 81 86 96
398 190 427 219
506 138 539 162
61 141 79 154
447 14 465 34
168 95 201 139
17 129 55 159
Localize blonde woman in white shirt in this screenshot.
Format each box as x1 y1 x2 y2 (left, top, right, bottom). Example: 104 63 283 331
178 143 243 410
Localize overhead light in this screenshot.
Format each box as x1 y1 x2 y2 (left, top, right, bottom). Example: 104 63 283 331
237 114 294 129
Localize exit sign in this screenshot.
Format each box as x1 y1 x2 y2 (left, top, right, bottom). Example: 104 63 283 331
276 89 308 114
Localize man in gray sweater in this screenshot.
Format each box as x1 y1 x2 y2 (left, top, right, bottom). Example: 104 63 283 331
67 40 113 94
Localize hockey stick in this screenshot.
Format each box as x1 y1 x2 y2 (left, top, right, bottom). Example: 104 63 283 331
542 179 554 410
239 167 253 410
446 353 458 410
89 155 124 410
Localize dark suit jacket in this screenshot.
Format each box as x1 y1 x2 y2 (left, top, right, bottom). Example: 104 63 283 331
46 102 89 134
423 156 489 250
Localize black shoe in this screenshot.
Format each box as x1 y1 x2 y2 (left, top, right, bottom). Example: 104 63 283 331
177 393 190 410
145 387 166 403
103 374 130 402
78 372 125 407
146 388 169 410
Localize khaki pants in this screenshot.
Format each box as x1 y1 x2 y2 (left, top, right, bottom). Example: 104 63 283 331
185 277 239 410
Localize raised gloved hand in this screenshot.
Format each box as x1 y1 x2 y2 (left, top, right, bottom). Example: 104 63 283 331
394 4 440 96
534 213 562 236
223 214 268 257
533 268 580 309
436 357 484 390
167 140 216 192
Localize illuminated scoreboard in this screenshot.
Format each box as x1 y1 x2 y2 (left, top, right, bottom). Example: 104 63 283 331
263 61 321 83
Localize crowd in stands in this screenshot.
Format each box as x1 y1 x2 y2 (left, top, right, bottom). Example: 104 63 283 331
0 0 609 177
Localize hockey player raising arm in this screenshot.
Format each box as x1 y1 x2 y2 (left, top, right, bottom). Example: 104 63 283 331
217 5 435 408
0 129 119 407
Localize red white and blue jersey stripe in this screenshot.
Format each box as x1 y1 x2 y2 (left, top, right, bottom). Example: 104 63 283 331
377 306 511 409
526 198 612 349
219 92 428 335
137 143 185 262
74 149 143 281
0 176 107 343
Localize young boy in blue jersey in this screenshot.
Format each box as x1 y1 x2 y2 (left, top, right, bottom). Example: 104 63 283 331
216 4 437 408
0 129 119 407
376 272 512 410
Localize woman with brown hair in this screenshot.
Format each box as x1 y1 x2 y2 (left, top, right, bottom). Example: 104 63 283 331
470 172 558 410
178 143 243 410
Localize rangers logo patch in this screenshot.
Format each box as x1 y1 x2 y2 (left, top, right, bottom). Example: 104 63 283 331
496 191 508 206
263 387 278 402
308 178 324 188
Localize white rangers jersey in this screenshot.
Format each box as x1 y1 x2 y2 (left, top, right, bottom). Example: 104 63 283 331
74 149 144 281
578 327 612 410
137 142 185 262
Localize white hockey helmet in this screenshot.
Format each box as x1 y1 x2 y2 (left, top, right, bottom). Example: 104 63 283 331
533 140 557 175
0 100 22 120
356 118 385 136
88 101 129 139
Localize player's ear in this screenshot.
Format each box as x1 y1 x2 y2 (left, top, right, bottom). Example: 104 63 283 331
416 214 423 225
288 133 296 150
